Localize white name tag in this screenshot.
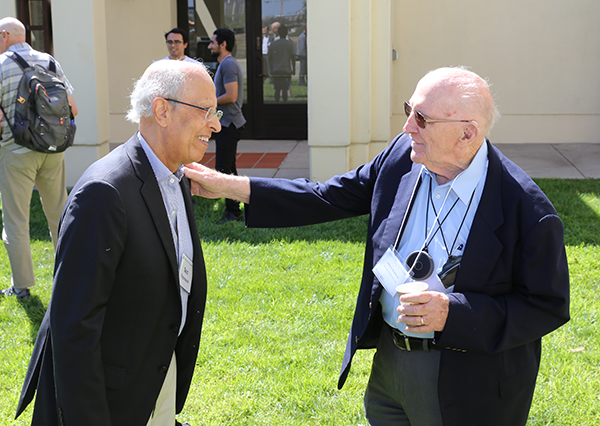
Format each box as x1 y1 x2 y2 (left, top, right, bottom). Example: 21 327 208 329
373 246 445 297
179 253 193 294
373 246 412 297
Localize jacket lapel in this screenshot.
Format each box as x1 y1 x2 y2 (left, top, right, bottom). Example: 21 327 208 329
454 141 505 292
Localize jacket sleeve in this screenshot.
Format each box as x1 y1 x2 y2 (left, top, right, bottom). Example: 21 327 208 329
49 180 127 425
245 135 404 228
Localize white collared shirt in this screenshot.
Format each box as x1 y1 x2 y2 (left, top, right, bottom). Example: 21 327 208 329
380 142 489 338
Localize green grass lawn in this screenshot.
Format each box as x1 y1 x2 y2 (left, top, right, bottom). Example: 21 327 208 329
1 178 598 425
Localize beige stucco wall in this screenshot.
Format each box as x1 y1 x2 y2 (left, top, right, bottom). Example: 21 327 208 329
53 0 111 186
105 0 178 147
390 0 600 144
308 0 393 182
0 3 16 18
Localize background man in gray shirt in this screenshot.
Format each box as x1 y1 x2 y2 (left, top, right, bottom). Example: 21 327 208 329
208 28 246 223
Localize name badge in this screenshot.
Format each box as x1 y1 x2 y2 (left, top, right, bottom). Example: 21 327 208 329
373 246 412 297
179 253 193 293
373 246 445 296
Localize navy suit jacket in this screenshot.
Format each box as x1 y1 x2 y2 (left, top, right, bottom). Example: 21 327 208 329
16 135 207 426
245 133 570 426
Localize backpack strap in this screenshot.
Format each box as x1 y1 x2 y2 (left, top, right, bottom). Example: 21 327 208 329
48 57 56 74
7 51 57 74
5 51 31 70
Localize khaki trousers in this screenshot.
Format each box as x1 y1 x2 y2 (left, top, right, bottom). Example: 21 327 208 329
146 352 177 426
0 147 67 289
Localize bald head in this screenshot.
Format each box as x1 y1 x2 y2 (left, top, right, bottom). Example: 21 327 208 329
0 17 25 35
0 18 26 53
417 67 499 138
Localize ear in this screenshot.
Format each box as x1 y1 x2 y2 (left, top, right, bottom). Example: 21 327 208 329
459 123 479 146
152 98 170 128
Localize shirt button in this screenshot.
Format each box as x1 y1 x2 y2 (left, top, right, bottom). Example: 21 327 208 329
170 178 175 184
436 193 441 199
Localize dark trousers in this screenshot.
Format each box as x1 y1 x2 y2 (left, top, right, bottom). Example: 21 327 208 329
273 76 291 102
363 325 443 426
215 123 242 215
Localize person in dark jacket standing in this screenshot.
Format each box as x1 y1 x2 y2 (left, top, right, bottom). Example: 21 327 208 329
184 67 570 426
16 59 220 426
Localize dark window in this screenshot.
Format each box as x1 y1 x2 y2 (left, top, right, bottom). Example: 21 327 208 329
17 0 53 55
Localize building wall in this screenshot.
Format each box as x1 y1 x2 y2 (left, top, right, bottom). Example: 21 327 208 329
308 0 392 182
104 0 178 147
390 0 600 145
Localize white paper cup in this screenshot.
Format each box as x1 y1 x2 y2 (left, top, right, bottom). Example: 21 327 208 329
396 282 429 305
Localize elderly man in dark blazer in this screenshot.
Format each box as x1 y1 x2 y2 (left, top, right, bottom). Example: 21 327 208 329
16 59 221 425
184 67 570 426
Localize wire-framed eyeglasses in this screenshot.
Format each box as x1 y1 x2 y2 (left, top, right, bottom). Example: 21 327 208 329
404 102 474 129
164 98 223 121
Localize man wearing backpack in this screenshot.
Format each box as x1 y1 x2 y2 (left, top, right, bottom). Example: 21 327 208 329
0 17 78 300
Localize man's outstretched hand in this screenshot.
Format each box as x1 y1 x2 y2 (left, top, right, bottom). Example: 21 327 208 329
184 162 251 204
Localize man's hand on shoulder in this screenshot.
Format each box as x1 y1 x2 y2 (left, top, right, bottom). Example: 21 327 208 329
184 162 251 203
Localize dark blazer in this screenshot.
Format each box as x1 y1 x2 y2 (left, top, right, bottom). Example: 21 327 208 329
245 133 570 426
16 134 207 426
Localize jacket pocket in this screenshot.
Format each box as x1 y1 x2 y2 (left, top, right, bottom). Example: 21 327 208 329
103 364 126 390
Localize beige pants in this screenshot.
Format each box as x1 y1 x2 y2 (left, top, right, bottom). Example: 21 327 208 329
146 352 177 426
0 148 67 289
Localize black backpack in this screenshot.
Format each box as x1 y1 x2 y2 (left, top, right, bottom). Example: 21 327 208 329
2 51 76 153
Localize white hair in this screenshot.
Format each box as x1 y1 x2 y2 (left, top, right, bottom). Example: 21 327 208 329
126 61 208 123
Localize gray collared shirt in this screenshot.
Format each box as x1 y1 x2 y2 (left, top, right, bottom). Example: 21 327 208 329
138 132 194 335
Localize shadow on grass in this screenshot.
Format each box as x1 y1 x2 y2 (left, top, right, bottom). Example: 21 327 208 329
17 296 46 342
0 190 53 243
535 179 600 246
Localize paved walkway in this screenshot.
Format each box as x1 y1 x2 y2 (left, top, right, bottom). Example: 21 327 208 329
203 140 600 180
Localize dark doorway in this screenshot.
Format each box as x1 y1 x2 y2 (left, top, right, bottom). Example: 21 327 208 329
176 0 307 140
17 0 54 55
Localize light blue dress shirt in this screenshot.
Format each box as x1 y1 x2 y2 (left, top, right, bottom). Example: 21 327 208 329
380 142 489 338
139 133 193 335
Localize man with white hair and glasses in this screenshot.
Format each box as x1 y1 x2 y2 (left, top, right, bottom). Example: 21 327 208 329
183 66 570 425
17 60 220 426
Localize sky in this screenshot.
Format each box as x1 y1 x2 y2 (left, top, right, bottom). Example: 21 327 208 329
262 0 305 17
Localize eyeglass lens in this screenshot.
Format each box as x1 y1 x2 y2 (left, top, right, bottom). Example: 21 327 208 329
404 102 426 129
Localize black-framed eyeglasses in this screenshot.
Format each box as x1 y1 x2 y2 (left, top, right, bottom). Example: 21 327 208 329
164 98 223 121
166 40 183 46
404 102 473 129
